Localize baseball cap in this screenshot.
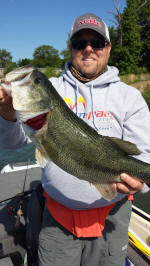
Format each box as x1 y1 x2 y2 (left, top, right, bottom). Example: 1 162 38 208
70 13 110 43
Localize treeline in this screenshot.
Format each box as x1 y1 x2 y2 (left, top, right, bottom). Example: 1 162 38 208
0 45 63 77
109 0 150 74
0 0 150 76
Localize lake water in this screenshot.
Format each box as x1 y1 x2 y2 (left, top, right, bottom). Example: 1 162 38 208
0 144 150 214
0 143 36 170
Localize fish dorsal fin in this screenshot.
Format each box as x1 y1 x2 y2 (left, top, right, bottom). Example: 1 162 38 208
106 136 141 155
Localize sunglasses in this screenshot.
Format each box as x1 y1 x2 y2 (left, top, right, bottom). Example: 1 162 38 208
71 38 107 50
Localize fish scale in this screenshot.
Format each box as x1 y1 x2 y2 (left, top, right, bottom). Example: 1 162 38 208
43 97 149 183
1 66 150 200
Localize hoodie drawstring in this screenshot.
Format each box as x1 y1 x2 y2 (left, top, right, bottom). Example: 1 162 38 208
75 82 99 131
75 82 79 116
90 84 99 131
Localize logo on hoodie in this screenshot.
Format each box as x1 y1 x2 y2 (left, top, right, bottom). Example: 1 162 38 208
64 97 114 121
64 96 85 110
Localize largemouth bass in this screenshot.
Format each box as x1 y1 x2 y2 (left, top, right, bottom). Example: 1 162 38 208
1 66 150 200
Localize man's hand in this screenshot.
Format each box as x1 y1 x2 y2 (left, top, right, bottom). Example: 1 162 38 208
116 173 144 195
0 85 16 121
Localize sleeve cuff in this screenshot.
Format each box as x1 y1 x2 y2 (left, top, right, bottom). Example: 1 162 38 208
140 183 150 194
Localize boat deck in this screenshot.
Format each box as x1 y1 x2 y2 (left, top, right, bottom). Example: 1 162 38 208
0 163 150 266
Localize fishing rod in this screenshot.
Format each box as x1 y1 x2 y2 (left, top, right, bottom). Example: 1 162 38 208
0 188 34 205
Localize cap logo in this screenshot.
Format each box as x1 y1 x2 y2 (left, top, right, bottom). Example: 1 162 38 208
78 17 101 27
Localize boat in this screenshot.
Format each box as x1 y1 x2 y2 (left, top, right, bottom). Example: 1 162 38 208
128 205 150 266
0 162 150 266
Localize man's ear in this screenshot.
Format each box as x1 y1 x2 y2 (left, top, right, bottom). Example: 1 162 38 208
107 42 112 56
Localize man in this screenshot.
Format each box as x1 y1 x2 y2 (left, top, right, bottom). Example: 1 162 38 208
0 13 150 266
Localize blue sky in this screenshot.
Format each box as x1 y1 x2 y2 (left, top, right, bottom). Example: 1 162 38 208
0 0 126 62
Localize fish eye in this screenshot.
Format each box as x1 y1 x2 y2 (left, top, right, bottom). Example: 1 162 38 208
34 77 42 84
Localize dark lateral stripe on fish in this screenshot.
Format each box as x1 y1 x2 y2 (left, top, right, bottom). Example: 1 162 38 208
24 113 48 130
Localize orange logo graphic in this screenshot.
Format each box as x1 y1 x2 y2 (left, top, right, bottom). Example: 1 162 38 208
64 97 85 110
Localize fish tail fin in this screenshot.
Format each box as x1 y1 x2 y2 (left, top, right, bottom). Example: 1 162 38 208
95 183 117 201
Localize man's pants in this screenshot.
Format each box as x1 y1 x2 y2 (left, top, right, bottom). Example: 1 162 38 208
38 197 132 266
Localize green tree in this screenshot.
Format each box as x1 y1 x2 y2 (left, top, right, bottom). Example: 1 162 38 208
33 45 62 68
17 58 32 67
60 33 71 67
4 62 17 74
0 49 12 68
121 0 142 73
109 26 120 65
137 0 150 71
44 66 61 78
110 46 133 74
60 49 71 67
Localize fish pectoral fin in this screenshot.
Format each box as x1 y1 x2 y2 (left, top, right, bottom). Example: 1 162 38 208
95 183 117 201
35 148 48 168
106 136 141 155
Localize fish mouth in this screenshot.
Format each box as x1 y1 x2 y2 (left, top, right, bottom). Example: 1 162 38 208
5 65 35 82
24 113 48 130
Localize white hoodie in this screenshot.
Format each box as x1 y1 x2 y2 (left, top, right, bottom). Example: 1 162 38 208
0 63 150 209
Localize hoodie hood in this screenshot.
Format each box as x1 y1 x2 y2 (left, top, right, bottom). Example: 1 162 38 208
62 62 120 89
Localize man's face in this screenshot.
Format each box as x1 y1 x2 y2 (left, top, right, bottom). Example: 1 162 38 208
70 29 111 79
